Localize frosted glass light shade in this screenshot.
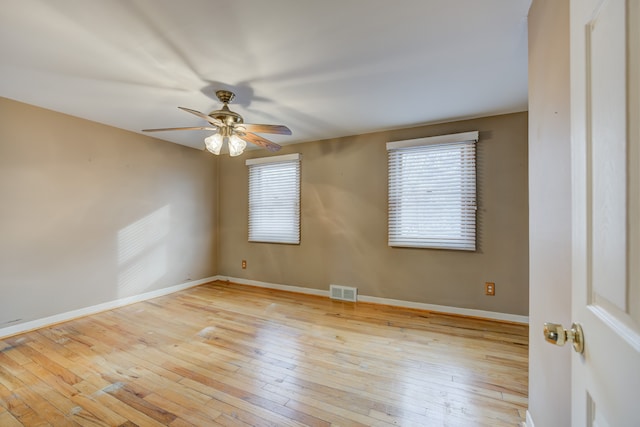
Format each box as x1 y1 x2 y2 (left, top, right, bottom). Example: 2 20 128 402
228 134 247 157
204 133 223 155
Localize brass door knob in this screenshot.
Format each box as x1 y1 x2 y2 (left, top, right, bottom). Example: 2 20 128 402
543 322 584 354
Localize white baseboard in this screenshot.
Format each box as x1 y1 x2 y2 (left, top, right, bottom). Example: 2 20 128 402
358 294 529 323
215 275 329 297
0 276 217 339
218 276 529 324
526 410 535 427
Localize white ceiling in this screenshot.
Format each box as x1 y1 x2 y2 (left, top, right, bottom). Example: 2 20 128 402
0 0 531 150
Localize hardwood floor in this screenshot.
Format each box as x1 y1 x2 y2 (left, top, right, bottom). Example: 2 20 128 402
0 281 528 426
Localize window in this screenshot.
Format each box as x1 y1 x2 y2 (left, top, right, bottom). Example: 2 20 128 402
246 153 301 244
387 131 478 251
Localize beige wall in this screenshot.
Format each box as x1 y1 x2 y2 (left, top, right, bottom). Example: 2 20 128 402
0 97 218 328
528 1 572 426
218 112 529 315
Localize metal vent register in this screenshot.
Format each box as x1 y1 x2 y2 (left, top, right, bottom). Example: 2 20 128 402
329 285 357 302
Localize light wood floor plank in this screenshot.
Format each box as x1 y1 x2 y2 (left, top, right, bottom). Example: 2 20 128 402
0 409 24 427
0 280 528 426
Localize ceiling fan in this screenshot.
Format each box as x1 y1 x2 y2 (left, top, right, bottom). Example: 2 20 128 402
143 90 291 156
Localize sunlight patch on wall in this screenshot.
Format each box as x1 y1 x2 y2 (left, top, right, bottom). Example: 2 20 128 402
117 205 170 296
118 205 170 265
117 246 167 295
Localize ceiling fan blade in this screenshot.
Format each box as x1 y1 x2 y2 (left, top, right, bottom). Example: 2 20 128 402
178 106 224 127
142 126 218 132
242 124 292 135
240 132 282 152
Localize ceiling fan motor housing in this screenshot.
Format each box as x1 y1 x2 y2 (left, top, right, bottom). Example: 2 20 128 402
208 105 243 126
209 90 243 126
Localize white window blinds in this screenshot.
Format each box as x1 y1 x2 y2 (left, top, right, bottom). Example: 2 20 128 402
387 131 478 251
246 153 301 244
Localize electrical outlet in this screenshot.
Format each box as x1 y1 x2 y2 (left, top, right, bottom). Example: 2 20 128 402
242 260 247 269
485 282 495 296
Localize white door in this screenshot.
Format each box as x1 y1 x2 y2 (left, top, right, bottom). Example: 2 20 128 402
570 0 640 426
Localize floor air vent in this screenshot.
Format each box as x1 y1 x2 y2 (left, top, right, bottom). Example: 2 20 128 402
330 285 358 302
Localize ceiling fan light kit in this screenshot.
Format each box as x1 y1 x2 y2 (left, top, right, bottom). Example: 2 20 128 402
143 90 291 156
227 134 247 157
204 133 223 155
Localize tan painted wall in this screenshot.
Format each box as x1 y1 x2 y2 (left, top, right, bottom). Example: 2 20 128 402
218 112 529 315
527 1 572 426
0 97 218 328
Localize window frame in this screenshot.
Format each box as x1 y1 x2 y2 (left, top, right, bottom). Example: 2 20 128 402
386 131 478 251
246 153 301 244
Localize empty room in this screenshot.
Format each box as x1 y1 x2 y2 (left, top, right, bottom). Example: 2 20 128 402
1 1 638 426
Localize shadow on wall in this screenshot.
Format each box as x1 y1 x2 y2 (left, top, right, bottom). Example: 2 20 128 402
305 183 387 290
117 205 170 297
